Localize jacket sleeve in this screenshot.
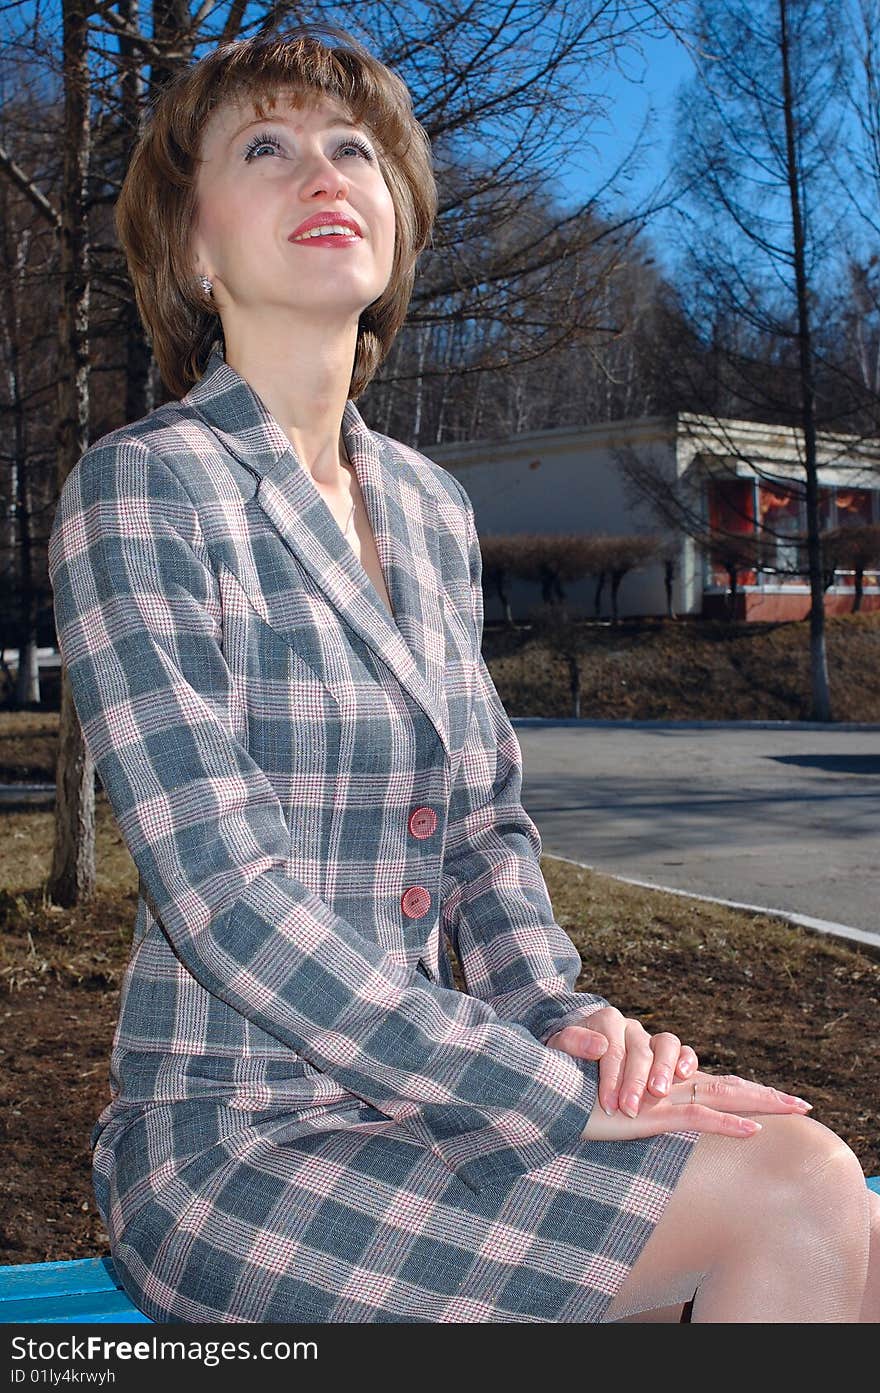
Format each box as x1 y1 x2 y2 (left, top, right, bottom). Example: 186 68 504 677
47 437 601 1195
439 488 612 1047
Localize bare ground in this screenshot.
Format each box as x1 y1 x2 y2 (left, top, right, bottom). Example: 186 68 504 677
1 796 877 1265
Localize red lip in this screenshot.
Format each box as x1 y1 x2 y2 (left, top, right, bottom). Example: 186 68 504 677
288 212 363 240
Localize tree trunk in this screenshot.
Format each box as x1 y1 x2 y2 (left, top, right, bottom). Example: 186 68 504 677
14 452 39 706
853 567 864 613
664 558 676 620
594 571 606 618
726 565 739 622
779 0 831 721
611 570 623 624
1 209 40 706
51 677 97 905
49 0 95 907
118 0 153 420
568 653 581 719
495 576 515 628
539 563 556 605
15 643 40 707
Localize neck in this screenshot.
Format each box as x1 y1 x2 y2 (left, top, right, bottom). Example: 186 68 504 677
221 311 359 486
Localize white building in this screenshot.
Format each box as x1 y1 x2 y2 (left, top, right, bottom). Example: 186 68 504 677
429 413 880 622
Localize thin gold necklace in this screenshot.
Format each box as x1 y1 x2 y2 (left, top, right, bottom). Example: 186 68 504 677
341 448 356 539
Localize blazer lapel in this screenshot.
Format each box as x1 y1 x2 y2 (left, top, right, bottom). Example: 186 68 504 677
182 343 451 759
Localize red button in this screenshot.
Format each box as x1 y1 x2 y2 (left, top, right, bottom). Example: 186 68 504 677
401 885 432 918
408 806 437 839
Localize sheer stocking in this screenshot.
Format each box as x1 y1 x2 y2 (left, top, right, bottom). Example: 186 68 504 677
859 1187 880 1323
602 1114 872 1323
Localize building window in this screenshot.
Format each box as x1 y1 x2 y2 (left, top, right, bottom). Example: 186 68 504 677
704 477 880 593
705 478 757 588
828 487 880 592
758 482 805 583
834 488 874 528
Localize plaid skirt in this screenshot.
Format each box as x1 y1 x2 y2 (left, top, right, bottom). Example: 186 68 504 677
93 1097 702 1323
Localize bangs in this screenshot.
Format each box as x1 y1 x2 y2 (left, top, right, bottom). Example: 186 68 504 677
180 37 414 162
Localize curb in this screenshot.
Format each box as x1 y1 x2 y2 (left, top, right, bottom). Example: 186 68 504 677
546 853 880 955
512 718 880 732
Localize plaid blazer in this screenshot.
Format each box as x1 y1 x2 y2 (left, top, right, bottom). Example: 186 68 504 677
48 341 611 1199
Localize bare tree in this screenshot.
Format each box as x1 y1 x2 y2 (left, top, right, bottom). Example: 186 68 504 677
822 522 880 611
664 0 860 719
48 0 98 906
477 534 521 628
584 533 660 623
529 602 590 717
0 0 693 908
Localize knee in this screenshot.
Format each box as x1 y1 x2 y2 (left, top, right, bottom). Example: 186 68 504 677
750 1115 868 1231
868 1189 880 1248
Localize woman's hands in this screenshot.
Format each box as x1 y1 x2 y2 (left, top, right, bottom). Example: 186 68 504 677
545 1006 700 1118
578 1068 814 1142
543 1008 814 1141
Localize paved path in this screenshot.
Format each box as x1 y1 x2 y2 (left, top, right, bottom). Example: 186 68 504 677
0 783 55 809
5 722 879 947
514 721 880 949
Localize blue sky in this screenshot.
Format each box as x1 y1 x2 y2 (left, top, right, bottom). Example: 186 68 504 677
3 1 696 258
558 25 696 228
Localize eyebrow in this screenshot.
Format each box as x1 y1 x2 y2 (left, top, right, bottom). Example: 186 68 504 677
228 113 368 144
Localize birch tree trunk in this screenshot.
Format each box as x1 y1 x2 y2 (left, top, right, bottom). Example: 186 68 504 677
779 0 831 721
49 0 95 906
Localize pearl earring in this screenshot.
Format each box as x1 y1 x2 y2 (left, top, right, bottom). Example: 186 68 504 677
198 274 213 296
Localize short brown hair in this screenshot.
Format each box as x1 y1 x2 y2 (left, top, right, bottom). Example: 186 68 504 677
115 23 437 400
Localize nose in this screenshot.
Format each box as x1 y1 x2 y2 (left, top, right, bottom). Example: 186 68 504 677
298 146 350 203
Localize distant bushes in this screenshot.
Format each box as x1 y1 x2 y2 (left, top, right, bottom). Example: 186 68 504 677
477 531 665 625
820 524 880 612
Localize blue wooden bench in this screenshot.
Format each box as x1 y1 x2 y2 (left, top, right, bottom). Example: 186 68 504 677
4 1176 880 1323
0 1255 152 1323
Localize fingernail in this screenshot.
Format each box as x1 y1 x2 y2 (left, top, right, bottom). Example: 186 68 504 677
622 1092 640 1117
741 1120 763 1133
782 1093 812 1109
649 1074 668 1095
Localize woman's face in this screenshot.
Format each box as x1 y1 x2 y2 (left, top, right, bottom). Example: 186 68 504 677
190 90 397 335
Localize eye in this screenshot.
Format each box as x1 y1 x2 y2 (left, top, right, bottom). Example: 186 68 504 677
336 136 375 162
242 129 376 164
243 131 283 162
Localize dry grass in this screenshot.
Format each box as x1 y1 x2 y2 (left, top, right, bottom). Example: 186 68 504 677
1 798 877 1167
0 710 60 781
483 611 880 721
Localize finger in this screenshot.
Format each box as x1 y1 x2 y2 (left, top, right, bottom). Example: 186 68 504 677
574 1029 610 1060
618 1023 655 1118
673 1047 699 1078
682 1104 764 1137
671 1073 813 1115
701 1073 813 1114
597 1039 627 1114
545 1026 608 1060
647 1033 682 1097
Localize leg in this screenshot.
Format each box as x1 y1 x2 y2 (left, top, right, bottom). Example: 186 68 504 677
609 1302 688 1323
601 1114 871 1323
859 1188 880 1323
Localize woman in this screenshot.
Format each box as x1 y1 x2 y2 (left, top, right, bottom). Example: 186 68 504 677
47 23 877 1323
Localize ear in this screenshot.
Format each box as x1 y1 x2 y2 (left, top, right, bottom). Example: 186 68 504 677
188 211 212 283
191 248 211 283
